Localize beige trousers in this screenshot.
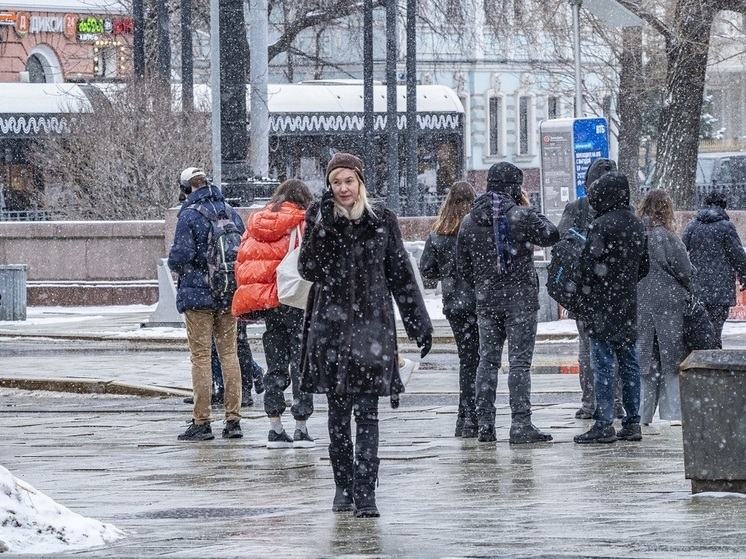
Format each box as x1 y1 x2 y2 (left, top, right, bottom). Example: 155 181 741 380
184 308 242 424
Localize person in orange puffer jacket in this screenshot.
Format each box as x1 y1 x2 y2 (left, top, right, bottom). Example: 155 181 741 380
232 178 316 449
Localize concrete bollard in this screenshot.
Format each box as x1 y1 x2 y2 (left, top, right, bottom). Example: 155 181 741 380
679 350 746 494
0 265 27 321
141 259 185 328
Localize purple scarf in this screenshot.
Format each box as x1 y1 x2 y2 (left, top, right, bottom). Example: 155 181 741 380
492 192 514 275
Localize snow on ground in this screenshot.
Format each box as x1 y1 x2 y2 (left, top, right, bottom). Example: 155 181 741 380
0 465 124 554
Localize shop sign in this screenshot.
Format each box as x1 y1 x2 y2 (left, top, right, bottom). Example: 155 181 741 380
29 15 65 33
0 12 15 26
63 13 77 40
14 11 30 36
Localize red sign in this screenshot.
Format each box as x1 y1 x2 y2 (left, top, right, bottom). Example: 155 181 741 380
14 11 30 36
63 13 77 40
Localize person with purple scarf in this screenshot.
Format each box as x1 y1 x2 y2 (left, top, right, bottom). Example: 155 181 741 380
456 162 559 444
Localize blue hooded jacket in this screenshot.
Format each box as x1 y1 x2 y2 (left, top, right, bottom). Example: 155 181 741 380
167 185 245 313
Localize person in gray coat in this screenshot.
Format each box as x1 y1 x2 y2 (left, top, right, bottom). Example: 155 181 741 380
636 190 691 425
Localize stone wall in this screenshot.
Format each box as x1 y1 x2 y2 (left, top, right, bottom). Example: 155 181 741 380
2 210 744 306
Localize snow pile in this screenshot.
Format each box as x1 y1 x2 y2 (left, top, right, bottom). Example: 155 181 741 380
0 465 124 554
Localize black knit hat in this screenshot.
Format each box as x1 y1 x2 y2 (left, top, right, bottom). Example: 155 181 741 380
585 158 617 188
705 191 728 209
326 153 364 188
486 162 523 193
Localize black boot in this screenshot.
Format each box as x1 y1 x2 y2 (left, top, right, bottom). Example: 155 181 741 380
353 458 380 518
329 445 354 512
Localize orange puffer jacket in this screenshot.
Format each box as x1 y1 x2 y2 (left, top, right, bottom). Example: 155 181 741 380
231 202 306 317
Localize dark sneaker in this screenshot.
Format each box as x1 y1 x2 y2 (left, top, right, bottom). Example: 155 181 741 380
454 417 465 438
222 419 243 439
183 396 194 404
574 408 594 420
177 421 215 442
574 424 617 444
509 423 553 444
241 393 254 408
461 421 479 439
615 407 626 419
616 424 642 441
252 362 265 394
293 429 315 448
267 429 294 449
477 425 496 442
332 486 354 512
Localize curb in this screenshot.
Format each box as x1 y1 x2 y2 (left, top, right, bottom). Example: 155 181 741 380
0 377 190 398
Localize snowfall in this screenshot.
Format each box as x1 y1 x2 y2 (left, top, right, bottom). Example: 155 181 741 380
4 293 746 554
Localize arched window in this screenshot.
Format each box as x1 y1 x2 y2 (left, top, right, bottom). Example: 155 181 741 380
26 55 46 83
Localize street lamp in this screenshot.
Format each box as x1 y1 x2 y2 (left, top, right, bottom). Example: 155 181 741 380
569 0 643 118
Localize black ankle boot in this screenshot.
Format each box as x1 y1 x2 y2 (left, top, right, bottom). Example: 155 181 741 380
329 444 355 512
332 486 354 512
353 458 380 518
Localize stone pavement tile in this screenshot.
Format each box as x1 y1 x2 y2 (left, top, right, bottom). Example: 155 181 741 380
3 388 746 558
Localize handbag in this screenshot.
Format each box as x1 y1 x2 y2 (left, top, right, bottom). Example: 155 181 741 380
276 226 312 309
682 292 719 352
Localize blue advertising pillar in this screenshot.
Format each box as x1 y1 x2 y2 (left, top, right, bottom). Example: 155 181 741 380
539 117 609 226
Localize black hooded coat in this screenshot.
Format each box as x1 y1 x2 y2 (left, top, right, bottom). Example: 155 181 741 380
297 200 432 397
575 173 649 345
682 205 746 307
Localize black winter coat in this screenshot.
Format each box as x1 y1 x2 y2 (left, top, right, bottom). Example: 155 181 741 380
419 232 476 315
168 186 245 313
682 206 746 307
575 179 649 345
456 192 559 312
298 201 432 397
557 196 595 237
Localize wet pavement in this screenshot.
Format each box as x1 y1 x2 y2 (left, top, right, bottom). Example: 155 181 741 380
2 309 746 558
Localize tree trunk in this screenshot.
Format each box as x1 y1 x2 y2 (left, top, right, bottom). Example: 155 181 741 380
653 0 716 209
617 26 644 204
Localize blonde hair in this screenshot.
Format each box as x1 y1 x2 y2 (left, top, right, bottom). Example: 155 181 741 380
328 167 374 221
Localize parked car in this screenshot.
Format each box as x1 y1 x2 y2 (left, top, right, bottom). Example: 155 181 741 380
642 152 746 209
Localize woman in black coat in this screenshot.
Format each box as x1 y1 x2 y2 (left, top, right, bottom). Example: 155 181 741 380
298 153 433 518
683 191 746 346
419 181 479 438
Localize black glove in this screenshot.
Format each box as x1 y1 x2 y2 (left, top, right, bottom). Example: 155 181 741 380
416 332 432 359
319 190 336 227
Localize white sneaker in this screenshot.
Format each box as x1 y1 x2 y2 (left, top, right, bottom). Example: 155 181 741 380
399 358 420 386
669 420 682 426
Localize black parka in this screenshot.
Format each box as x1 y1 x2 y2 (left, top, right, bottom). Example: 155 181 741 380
298 201 432 396
419 232 476 315
682 206 746 307
575 174 649 345
456 192 558 312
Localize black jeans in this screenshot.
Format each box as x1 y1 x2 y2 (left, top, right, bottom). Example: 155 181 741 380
262 305 313 420
327 393 379 466
446 310 479 422
704 303 729 348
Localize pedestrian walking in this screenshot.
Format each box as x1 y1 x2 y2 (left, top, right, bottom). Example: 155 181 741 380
557 158 624 421
636 190 691 425
456 162 559 444
231 179 316 449
420 181 480 438
168 167 245 441
573 171 649 444
298 152 432 518
682 191 746 347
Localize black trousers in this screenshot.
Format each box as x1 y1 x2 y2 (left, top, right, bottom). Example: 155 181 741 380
262 305 314 420
446 310 479 422
327 393 379 469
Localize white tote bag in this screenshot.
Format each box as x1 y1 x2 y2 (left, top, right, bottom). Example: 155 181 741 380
276 226 312 309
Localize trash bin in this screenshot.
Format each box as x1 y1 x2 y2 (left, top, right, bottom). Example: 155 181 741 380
679 350 746 494
0 264 27 321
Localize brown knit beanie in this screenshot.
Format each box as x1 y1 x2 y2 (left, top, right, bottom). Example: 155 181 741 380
325 153 364 188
